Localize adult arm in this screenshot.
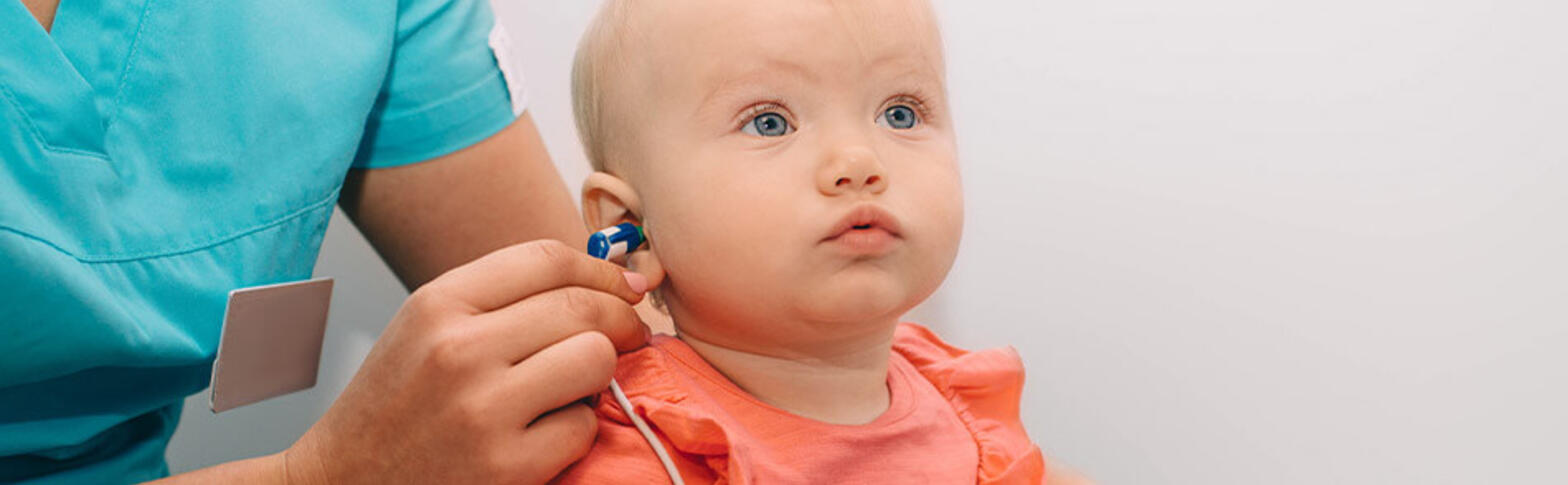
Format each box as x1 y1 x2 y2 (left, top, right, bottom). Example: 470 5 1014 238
148 115 650 484
338 113 587 289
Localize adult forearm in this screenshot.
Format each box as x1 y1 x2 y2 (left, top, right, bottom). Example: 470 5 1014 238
143 452 299 485
339 113 588 290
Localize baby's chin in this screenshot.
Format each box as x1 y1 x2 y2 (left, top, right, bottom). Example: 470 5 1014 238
791 273 918 325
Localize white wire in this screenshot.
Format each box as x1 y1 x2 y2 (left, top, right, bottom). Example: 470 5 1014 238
589 229 679 483
609 378 685 485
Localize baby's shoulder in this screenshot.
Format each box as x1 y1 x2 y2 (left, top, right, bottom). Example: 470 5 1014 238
549 411 716 484
892 322 1028 392
553 342 719 484
553 337 731 484
892 322 1045 484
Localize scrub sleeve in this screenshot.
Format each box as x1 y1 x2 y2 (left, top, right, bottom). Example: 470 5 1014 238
0 0 521 482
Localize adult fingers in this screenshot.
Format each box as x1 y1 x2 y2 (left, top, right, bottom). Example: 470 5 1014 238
473 286 651 362
513 404 599 481
421 239 646 313
496 331 618 424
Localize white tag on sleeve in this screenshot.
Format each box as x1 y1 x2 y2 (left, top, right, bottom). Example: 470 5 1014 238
209 277 334 413
488 17 529 116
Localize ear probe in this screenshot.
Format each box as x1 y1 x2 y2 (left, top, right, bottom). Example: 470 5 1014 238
587 223 685 485
586 222 646 261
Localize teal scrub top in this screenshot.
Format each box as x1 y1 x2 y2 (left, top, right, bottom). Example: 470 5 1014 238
0 0 518 482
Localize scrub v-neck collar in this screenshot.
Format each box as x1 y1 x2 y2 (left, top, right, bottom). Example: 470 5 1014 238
0 0 117 158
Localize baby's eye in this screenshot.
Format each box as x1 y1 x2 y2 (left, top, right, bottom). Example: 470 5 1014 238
878 105 920 130
741 112 794 137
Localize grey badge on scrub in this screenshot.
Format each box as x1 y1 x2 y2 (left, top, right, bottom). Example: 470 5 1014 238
209 277 334 413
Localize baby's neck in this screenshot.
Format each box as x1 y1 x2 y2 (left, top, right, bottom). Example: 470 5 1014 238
678 324 898 425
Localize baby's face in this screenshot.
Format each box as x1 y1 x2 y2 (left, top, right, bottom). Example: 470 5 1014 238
621 0 961 346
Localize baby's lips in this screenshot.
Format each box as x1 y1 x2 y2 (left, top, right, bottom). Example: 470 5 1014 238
823 203 904 241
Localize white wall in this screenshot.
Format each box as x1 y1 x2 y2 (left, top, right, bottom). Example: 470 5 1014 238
170 1 1568 483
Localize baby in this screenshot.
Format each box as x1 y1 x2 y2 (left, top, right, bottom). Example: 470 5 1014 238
557 0 1045 483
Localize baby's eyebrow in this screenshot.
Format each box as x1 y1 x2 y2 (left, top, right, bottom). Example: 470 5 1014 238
686 54 945 122
695 60 818 111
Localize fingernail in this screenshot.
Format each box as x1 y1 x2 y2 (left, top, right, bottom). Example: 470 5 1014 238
622 272 648 294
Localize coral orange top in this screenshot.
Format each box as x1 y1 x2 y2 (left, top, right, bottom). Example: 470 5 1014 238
551 323 1045 484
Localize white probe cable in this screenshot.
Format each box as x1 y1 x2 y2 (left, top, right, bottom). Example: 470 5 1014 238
609 379 685 485
587 223 684 485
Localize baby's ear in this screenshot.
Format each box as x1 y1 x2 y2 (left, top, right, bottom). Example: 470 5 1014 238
582 172 667 304
581 172 643 231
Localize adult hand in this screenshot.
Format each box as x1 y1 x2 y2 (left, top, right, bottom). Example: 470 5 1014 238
284 240 651 484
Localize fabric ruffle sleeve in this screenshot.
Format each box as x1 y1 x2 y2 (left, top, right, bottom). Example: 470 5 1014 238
893 323 1048 484
553 339 734 484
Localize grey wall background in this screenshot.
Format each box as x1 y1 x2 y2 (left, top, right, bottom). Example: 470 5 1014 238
169 0 1568 483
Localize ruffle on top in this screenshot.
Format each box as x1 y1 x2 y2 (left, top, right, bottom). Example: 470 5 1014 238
578 323 1045 484
891 324 1047 484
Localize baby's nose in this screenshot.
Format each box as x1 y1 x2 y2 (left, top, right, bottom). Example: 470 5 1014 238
818 146 889 196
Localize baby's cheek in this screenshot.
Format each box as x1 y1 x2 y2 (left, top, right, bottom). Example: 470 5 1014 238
900 168 963 235
902 176 965 279
658 211 774 283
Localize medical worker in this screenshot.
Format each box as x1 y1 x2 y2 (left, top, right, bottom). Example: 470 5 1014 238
2 0 651 483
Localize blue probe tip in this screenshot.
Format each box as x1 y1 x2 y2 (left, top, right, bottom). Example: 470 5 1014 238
587 222 644 260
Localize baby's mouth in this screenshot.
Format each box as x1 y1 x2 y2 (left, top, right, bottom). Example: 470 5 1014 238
823 205 902 239
822 204 904 255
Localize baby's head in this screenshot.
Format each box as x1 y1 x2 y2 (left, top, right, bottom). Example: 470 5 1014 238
573 0 962 350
